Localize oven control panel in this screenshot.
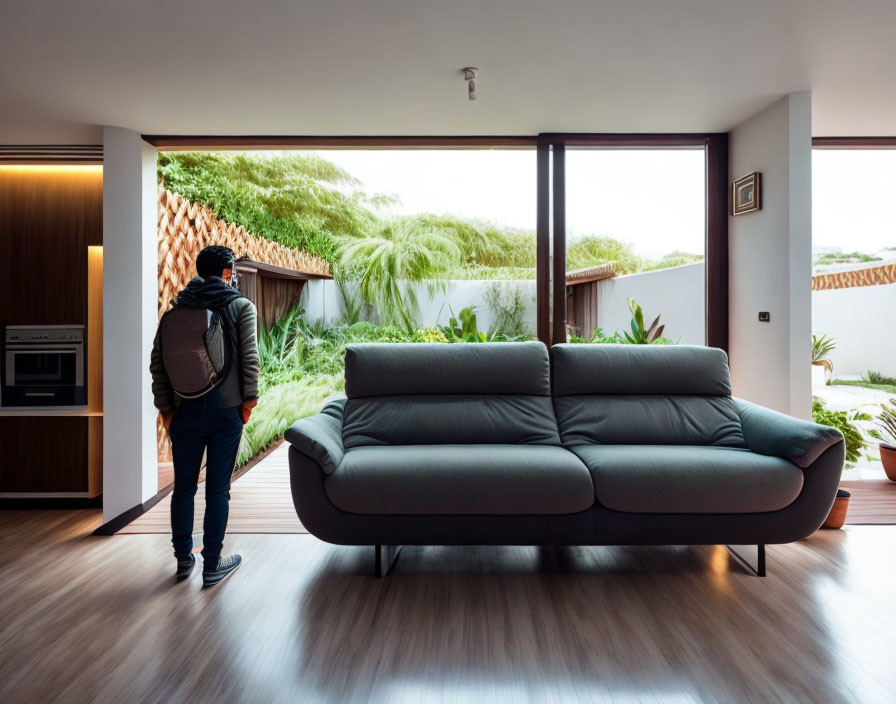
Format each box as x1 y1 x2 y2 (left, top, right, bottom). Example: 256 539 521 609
5 325 84 343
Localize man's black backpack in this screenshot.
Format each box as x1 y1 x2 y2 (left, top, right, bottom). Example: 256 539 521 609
158 306 236 399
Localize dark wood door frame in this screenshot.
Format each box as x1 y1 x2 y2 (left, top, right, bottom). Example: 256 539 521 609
536 132 729 351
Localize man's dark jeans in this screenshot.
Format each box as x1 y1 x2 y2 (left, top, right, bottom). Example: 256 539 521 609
168 391 244 564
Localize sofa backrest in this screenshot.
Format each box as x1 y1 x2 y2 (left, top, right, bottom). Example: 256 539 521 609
550 344 746 447
342 342 562 448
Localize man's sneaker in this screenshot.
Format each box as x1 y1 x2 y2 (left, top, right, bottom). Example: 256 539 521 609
202 554 242 588
175 554 195 581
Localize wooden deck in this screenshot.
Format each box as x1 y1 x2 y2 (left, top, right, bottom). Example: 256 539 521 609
841 479 896 524
120 443 306 534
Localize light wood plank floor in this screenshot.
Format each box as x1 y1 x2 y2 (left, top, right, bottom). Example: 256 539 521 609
121 444 306 534
1 509 895 703
841 479 896 524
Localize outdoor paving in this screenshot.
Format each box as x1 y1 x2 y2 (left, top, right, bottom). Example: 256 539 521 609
813 380 894 481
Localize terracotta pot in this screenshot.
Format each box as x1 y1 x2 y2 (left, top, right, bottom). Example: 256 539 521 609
822 491 850 529
880 444 896 482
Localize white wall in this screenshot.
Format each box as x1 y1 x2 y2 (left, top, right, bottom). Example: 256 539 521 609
302 279 538 333
813 283 896 378
595 263 705 344
102 128 158 523
729 92 813 418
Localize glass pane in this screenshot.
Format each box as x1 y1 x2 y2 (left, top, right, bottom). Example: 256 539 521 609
811 149 896 481
157 148 537 472
564 148 706 344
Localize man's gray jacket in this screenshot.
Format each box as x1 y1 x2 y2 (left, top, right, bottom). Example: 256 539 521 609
150 297 260 413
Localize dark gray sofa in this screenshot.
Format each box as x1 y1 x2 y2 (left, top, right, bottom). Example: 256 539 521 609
285 342 845 576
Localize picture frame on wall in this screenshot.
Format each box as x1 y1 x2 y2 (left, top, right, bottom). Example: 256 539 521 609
732 172 761 215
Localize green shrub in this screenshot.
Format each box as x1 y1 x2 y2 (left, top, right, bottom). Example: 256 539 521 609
237 374 342 466
484 282 530 338
862 370 896 386
811 397 870 467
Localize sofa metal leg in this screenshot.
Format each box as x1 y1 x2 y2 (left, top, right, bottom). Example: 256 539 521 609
374 545 403 577
726 544 766 577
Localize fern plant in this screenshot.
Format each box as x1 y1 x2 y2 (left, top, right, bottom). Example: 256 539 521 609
869 398 896 448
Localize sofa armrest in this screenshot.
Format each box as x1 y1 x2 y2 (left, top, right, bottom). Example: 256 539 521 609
285 398 345 474
734 398 843 468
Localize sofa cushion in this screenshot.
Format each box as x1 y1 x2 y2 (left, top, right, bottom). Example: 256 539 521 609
343 342 562 447
325 445 594 515
343 394 560 448
550 344 746 447
554 395 745 446
551 344 732 396
571 444 804 514
346 342 551 397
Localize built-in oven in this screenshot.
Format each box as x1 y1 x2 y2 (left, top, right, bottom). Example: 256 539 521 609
2 325 86 407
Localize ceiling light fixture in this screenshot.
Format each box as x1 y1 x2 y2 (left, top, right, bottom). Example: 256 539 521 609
462 67 479 100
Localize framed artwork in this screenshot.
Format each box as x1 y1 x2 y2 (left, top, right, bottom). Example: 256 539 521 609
732 172 761 215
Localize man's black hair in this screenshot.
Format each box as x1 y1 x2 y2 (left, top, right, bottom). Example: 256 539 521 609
196 245 236 279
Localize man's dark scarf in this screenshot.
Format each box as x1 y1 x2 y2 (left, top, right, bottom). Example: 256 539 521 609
171 276 242 311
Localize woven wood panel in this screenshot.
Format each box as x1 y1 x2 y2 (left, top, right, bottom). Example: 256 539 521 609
812 263 896 291
157 188 330 318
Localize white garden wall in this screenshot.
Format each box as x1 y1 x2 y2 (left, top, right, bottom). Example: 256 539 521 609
302 279 538 333
595 263 705 344
812 282 896 378
303 266 705 343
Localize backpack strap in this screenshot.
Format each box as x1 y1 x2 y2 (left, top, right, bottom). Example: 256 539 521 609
219 303 245 401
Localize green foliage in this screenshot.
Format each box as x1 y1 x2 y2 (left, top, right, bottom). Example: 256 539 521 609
862 370 896 386
567 236 642 274
811 333 836 373
237 375 342 466
337 217 461 330
869 398 896 448
484 282 530 337
158 152 380 262
623 298 666 344
640 251 704 272
439 305 529 343
830 379 896 394
814 251 882 265
811 397 870 467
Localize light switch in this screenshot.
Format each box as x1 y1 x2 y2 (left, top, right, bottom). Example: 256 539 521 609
758 312 770 322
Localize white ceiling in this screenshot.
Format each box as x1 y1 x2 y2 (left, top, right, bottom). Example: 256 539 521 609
1 0 895 140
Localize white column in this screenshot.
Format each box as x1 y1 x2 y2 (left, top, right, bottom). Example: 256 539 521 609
102 128 158 523
729 92 813 419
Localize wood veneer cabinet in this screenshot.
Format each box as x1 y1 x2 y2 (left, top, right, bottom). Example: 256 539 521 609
0 165 103 498
0 416 91 493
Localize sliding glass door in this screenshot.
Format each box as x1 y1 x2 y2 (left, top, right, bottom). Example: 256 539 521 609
536 134 728 348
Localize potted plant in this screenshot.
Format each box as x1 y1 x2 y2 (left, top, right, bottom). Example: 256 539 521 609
811 333 836 388
812 397 871 528
823 488 852 529
869 398 896 481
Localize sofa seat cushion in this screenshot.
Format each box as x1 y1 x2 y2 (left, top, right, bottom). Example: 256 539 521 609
570 445 804 514
326 445 594 515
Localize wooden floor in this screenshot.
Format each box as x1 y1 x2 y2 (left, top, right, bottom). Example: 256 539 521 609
841 479 896 524
121 444 306 535
1 510 895 703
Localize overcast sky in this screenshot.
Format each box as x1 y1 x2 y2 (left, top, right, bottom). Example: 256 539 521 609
316 149 706 258
293 148 894 258
812 150 896 253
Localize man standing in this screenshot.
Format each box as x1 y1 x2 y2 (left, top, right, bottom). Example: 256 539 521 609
150 245 259 587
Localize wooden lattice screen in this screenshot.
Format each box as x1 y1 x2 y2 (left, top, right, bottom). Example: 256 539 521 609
157 188 330 319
